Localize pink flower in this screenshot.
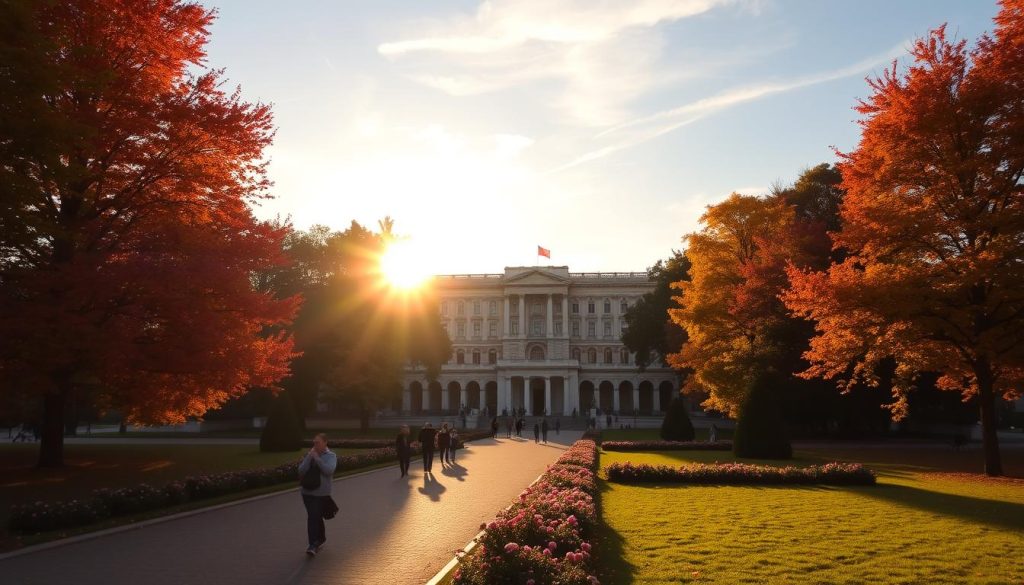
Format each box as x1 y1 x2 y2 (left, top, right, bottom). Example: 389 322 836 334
581 542 591 551
504 542 519 553
548 541 557 550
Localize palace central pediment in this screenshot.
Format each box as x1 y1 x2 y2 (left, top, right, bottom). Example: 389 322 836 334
503 269 571 287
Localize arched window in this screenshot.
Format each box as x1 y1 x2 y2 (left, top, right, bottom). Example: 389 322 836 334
572 348 581 361
488 349 498 364
603 299 611 313
472 350 481 364
620 300 628 313
473 300 481 315
621 349 630 364
603 348 612 364
456 350 465 364
529 345 545 361
587 348 597 364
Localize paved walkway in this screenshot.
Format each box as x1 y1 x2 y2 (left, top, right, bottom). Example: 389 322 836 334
0 431 582 585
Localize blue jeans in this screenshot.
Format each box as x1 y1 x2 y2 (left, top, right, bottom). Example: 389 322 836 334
302 495 326 547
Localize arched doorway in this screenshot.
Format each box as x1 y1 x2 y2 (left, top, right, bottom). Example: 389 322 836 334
658 381 675 411
579 380 595 412
409 381 423 413
530 377 546 415
598 381 614 412
428 381 443 412
447 381 461 413
485 381 498 414
529 345 545 361
639 380 655 414
618 381 634 413
466 381 481 410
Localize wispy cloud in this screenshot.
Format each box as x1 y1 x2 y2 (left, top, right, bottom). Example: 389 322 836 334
378 0 741 126
551 42 908 172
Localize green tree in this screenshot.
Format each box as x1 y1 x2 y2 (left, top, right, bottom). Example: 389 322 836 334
732 370 792 459
621 251 690 370
659 396 695 441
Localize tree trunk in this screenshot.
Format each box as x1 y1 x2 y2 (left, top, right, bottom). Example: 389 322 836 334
37 390 67 468
976 359 1003 477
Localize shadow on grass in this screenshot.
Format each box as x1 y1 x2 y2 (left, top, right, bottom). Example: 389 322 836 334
594 481 636 584
855 482 1024 532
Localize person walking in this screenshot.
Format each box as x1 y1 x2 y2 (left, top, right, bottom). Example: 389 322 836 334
298 433 338 556
437 423 451 467
506 416 513 438
449 428 459 463
516 417 524 437
541 418 549 444
555 417 561 435
396 425 412 478
709 423 718 443
418 422 438 473
491 416 499 438
532 421 540 443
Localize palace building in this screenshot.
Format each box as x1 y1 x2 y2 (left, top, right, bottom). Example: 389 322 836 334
401 266 682 416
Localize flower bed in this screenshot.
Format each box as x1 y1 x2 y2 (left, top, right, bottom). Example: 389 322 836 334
605 461 876 485
8 445 418 534
452 439 602 585
601 440 732 452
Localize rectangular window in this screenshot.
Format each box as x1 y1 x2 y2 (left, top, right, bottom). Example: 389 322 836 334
488 351 497 365
473 321 481 337
587 321 596 337
472 352 481 365
588 302 595 314
620 301 628 313
532 319 543 336
572 302 579 314
510 320 519 336
531 303 542 316
457 322 466 338
554 321 563 336
604 301 611 313
572 321 580 337
489 321 497 338
604 321 612 337
489 301 497 316
473 301 481 316
457 302 465 316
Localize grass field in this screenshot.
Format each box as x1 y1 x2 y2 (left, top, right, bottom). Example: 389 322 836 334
596 444 1024 584
0 443 373 552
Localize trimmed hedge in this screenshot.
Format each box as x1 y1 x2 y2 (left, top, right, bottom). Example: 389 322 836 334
452 440 602 585
733 371 792 459
601 440 732 452
8 445 419 534
660 396 695 441
605 461 876 485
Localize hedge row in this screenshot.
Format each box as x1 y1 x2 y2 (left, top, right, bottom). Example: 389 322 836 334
9 445 419 534
601 440 732 452
605 461 876 485
453 440 602 585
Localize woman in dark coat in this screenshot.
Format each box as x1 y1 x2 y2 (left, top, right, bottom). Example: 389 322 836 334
396 425 412 478
437 422 451 466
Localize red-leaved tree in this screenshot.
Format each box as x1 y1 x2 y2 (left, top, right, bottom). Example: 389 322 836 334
0 0 299 466
784 2 1024 476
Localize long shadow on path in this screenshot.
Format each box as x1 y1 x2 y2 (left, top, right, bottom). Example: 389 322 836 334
417 472 447 501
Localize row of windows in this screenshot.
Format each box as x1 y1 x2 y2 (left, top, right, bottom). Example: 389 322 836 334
444 320 500 338
571 320 626 338
441 297 635 318
444 318 625 339
573 347 631 365
453 348 499 365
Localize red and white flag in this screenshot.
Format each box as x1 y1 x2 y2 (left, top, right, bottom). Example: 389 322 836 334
537 245 551 258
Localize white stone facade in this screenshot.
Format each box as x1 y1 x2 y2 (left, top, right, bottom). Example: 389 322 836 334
402 266 681 416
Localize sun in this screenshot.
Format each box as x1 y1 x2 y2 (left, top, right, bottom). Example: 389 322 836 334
379 239 432 290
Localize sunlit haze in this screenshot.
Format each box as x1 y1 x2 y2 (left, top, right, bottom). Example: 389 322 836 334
379 239 433 290
201 0 997 274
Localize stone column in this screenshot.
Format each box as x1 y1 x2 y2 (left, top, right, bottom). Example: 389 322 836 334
544 376 552 415
633 386 640 414
441 386 450 411
523 377 531 414
504 297 511 337
518 295 526 338
568 371 579 415
402 387 411 413
562 295 569 338
480 386 487 413
422 386 430 412
613 385 621 412
546 295 553 338
460 387 468 411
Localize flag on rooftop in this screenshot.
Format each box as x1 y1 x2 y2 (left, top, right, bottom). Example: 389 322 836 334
537 246 551 258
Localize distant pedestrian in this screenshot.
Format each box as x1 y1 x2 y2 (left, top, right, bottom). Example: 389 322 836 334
533 421 540 443
606 414 612 428
396 425 412 478
298 433 338 557
541 418 549 443
491 416 499 438
449 428 459 463
418 422 438 473
555 418 561 435
437 423 452 466
709 423 718 443
506 417 513 438
516 417 524 437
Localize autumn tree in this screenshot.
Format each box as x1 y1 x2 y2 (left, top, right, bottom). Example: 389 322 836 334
621 251 690 371
0 1 298 466
784 4 1024 475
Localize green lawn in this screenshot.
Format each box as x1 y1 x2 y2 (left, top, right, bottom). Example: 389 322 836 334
597 446 1024 584
0 443 372 552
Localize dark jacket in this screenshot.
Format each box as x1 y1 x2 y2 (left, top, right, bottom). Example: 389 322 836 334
396 434 411 456
418 427 437 450
437 429 451 448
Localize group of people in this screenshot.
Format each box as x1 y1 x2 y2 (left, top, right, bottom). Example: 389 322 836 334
486 415 559 444
395 422 459 477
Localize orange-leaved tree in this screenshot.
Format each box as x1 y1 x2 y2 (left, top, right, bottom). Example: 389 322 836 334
784 3 1024 476
0 1 299 466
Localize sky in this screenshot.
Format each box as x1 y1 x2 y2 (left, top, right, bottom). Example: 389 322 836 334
199 0 999 274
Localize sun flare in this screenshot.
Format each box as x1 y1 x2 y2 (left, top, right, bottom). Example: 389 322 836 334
379 240 433 290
